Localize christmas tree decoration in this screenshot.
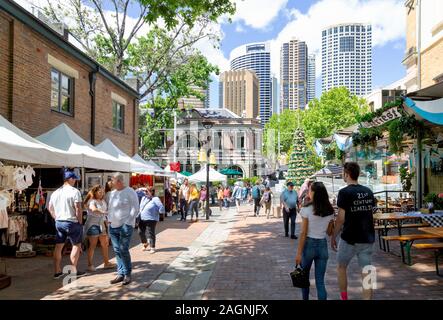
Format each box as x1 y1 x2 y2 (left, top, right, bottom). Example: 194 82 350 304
286 128 315 188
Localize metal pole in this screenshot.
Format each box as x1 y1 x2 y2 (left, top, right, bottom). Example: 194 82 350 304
206 150 211 220
417 127 423 208
173 109 177 163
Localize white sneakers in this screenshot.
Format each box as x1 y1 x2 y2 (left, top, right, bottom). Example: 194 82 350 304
150 248 156 254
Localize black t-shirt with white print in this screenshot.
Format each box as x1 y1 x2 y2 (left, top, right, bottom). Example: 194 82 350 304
337 184 375 245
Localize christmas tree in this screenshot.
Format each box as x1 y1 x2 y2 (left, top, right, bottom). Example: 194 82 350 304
286 128 314 187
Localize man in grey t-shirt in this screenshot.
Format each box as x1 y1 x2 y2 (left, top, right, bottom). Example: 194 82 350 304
106 172 139 285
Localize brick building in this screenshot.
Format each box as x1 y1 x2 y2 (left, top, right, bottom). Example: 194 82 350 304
0 0 139 156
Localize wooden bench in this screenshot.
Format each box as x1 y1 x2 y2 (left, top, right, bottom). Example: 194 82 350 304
381 234 443 265
412 243 443 277
375 223 430 251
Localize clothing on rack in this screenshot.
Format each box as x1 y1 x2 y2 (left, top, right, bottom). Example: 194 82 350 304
1 215 28 246
0 191 13 229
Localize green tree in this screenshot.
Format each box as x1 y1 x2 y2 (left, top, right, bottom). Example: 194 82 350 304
42 0 236 98
303 87 369 143
264 109 304 156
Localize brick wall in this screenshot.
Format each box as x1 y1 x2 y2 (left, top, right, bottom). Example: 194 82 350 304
0 11 138 157
0 13 11 119
421 36 443 88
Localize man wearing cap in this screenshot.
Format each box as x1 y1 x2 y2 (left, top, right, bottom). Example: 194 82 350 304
48 169 86 280
280 181 299 239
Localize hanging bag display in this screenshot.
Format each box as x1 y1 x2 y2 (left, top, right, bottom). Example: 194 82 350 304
289 265 310 288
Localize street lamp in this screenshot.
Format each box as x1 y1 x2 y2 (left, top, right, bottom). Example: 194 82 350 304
198 135 217 220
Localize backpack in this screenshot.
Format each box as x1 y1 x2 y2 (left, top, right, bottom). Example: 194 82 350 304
252 186 261 199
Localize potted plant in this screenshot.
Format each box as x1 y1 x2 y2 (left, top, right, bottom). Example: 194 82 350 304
399 167 414 192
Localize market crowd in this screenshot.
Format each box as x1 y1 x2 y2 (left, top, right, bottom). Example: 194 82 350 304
48 162 377 300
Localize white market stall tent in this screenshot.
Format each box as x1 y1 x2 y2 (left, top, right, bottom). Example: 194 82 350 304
132 154 173 177
0 115 82 167
96 139 157 175
36 123 130 172
188 165 227 183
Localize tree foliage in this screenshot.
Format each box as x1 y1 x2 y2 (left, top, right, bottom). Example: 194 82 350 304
264 87 369 168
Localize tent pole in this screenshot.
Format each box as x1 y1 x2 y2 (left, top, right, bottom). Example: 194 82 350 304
81 167 85 193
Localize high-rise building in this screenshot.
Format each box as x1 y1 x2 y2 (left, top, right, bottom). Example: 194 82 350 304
219 70 260 118
307 54 316 104
178 85 210 109
271 76 279 115
321 23 372 96
230 42 271 124
280 39 308 111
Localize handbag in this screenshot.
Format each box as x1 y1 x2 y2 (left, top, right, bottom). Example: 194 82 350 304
326 218 335 236
290 265 310 288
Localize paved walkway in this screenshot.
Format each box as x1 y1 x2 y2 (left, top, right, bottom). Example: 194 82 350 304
1 204 442 300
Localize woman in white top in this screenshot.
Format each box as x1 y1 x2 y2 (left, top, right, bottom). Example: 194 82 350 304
84 185 115 272
295 182 334 300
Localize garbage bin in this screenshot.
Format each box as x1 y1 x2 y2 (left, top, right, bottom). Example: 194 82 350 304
274 205 282 218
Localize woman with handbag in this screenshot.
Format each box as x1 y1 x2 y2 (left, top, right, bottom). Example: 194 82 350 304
295 182 334 300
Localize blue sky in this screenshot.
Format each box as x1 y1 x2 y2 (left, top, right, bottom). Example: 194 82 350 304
207 0 407 108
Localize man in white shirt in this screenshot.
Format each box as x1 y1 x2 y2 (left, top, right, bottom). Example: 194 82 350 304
106 172 139 285
48 169 85 280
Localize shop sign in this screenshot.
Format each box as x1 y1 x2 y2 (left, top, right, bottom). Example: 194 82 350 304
361 107 402 128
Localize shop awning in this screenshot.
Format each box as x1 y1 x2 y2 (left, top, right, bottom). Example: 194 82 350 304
188 165 227 182
405 81 443 125
0 115 83 167
36 124 130 171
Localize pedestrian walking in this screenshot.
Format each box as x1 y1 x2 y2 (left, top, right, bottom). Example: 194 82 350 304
298 178 314 209
251 181 262 216
261 187 273 219
232 182 243 213
48 169 86 279
199 185 208 216
188 183 200 222
106 172 140 286
331 162 376 300
280 181 298 239
223 186 231 209
83 185 115 272
137 187 165 254
178 178 190 221
217 186 224 211
295 182 334 300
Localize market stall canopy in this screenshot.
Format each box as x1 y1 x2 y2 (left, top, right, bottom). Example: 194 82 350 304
312 164 343 177
0 115 83 167
132 154 172 177
96 139 156 174
220 168 243 176
147 159 163 171
36 124 130 171
188 166 227 182
180 171 193 177
405 81 443 125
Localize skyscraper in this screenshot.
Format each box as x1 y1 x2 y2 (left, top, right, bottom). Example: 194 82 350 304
307 54 316 104
321 23 372 96
280 39 308 111
271 76 279 115
219 70 259 118
178 85 210 109
230 42 271 124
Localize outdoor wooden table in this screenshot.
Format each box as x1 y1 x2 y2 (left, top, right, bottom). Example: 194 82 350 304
374 213 423 253
418 227 443 237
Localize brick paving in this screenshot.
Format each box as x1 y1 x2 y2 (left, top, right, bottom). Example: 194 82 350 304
0 213 209 300
202 205 443 300
1 203 442 300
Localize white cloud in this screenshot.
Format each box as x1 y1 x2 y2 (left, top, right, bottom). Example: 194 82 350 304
269 0 406 78
230 0 288 29
235 23 246 33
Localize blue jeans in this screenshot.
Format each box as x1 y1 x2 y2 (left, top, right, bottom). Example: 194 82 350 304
223 198 230 208
109 224 133 276
301 237 329 300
